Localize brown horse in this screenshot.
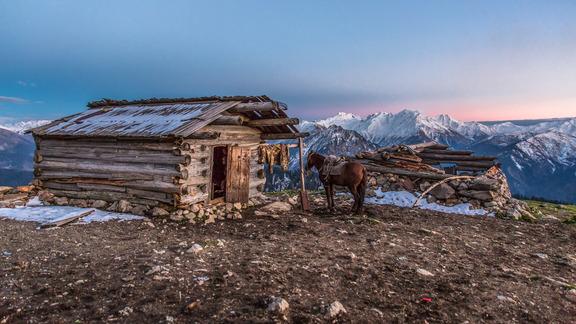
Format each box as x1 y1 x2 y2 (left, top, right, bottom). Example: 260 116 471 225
306 152 367 214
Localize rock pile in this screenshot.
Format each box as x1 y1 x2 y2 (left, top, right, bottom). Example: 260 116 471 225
366 165 534 220
0 186 36 208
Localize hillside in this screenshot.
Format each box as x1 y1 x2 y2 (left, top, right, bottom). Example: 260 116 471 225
1 193 574 322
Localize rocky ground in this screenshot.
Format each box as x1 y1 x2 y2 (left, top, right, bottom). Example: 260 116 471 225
1 194 575 323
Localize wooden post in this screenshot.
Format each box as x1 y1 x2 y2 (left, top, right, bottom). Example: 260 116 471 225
298 137 310 211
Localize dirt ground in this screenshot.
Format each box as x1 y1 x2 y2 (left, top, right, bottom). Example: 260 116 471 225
1 195 575 323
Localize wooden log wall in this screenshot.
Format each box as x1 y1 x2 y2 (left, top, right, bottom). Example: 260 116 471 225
34 136 191 207
34 125 267 208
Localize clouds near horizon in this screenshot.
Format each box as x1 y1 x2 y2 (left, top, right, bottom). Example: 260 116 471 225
0 0 575 121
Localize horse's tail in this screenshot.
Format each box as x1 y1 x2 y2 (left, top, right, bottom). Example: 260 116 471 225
358 166 368 205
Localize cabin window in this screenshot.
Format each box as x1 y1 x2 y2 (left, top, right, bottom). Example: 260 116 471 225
211 146 228 200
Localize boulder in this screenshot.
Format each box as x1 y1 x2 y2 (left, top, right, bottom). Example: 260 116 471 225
469 178 499 191
458 190 495 202
429 183 455 200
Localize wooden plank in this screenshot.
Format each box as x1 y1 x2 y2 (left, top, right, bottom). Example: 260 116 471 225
261 132 309 140
40 209 96 229
246 118 299 127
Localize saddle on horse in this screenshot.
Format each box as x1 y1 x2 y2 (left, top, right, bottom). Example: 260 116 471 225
321 155 346 181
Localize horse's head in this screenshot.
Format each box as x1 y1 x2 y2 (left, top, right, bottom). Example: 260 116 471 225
306 151 323 173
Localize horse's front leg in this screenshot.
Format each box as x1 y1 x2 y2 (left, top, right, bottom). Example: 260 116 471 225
329 183 335 211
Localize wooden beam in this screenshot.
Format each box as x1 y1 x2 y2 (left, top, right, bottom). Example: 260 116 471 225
247 118 299 127
210 116 246 126
422 159 496 168
40 209 96 229
421 149 473 155
228 102 282 113
186 132 220 139
298 137 310 211
417 153 497 161
261 132 309 140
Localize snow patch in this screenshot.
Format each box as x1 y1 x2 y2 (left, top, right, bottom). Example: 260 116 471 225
0 204 145 225
365 188 491 216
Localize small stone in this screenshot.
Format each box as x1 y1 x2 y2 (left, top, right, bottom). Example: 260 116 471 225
190 204 201 213
117 200 132 213
416 268 434 277
151 207 169 217
170 213 184 221
118 306 133 316
130 205 148 216
267 297 289 315
325 301 346 318
533 253 548 259
53 196 69 206
225 203 234 212
91 200 108 209
233 202 242 210
187 243 203 254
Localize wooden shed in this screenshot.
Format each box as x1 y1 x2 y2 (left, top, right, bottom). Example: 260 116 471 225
30 96 308 210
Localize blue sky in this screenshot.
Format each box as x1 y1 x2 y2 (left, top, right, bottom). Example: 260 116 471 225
1 0 575 121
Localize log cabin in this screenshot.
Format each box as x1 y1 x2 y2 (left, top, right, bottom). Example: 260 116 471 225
29 96 308 210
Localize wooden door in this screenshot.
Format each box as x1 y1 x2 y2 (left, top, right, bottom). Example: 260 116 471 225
226 146 251 203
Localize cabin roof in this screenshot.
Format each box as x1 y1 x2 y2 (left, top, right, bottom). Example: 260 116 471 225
30 96 300 138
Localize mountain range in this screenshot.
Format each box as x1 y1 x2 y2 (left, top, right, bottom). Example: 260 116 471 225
298 110 576 203
1 114 575 203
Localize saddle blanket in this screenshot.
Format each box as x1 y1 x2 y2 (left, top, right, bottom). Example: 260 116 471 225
321 156 347 176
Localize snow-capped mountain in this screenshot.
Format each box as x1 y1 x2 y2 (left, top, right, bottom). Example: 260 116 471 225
0 128 35 186
302 111 576 203
0 120 51 134
471 131 576 203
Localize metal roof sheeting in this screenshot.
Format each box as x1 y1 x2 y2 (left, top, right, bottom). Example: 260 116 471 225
33 101 242 137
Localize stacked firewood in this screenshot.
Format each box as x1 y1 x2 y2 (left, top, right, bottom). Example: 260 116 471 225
354 141 498 178
414 145 497 173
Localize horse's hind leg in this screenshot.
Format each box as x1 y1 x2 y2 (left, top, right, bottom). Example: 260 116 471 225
323 184 331 209
329 184 336 211
348 185 359 214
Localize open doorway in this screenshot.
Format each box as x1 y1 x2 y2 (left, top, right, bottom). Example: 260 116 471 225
211 146 228 200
